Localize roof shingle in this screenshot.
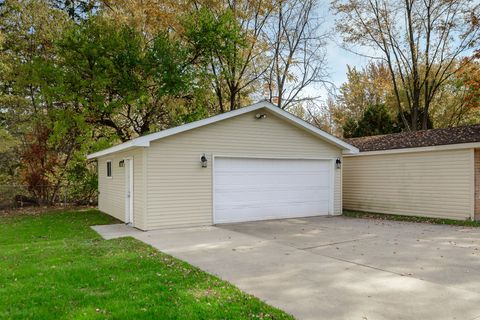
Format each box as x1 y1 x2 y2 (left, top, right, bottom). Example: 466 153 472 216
346 124 480 152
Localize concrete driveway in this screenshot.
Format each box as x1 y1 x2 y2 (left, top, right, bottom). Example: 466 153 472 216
93 216 480 320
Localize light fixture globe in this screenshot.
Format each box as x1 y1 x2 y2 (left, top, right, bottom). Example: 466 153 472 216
201 154 208 168
336 158 342 169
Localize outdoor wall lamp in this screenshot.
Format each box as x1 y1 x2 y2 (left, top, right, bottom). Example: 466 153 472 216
201 154 208 168
255 113 267 119
119 160 125 167
336 158 342 169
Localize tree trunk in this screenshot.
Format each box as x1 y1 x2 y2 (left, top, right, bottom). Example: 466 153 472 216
422 80 429 130
405 0 421 131
229 88 237 111
277 77 284 109
411 98 419 131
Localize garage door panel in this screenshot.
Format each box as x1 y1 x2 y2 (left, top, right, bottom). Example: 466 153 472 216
215 202 327 223
215 198 327 209
215 184 330 193
215 158 326 171
216 170 330 185
215 187 330 203
214 157 332 224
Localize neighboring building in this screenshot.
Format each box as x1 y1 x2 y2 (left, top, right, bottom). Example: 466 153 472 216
87 101 358 230
344 125 480 221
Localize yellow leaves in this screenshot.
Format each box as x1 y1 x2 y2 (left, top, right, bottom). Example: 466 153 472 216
100 0 275 44
0 129 17 153
100 0 182 39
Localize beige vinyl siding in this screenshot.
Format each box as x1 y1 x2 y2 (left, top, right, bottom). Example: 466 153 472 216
475 149 480 220
343 149 474 220
98 148 146 229
145 110 343 230
335 166 342 215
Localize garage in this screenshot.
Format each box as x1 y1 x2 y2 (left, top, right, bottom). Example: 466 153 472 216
88 101 358 230
344 124 480 220
214 157 332 224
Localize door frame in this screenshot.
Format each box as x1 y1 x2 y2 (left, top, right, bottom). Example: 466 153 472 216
211 155 337 224
124 156 134 225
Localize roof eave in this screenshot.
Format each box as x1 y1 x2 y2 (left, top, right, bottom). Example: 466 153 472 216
87 140 150 160
344 141 480 156
86 101 358 159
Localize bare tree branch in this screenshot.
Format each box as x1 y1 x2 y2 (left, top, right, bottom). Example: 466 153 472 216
332 0 480 130
264 0 329 110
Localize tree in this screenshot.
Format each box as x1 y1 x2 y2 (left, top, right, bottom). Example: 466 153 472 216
19 121 83 205
100 0 181 41
53 16 205 142
0 0 72 193
0 0 70 122
432 57 480 127
0 2 209 204
184 2 273 112
332 0 480 131
336 63 392 117
307 104 335 134
0 128 19 185
100 0 332 113
342 117 359 139
330 58 480 134
264 0 328 110
100 0 272 113
344 104 399 138
329 62 394 135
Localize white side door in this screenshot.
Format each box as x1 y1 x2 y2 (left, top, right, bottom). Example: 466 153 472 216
124 158 134 225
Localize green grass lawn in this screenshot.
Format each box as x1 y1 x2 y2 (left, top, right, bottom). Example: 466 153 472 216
343 210 480 227
0 209 293 320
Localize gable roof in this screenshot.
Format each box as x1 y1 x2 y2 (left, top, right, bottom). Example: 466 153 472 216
87 101 358 159
347 124 480 152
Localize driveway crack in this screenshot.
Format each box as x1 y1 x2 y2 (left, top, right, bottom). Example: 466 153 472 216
316 253 408 277
298 236 378 250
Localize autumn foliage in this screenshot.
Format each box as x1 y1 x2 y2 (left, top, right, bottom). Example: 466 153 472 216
19 124 60 205
459 57 480 111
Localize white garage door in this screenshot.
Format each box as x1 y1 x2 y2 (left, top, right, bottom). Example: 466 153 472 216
214 157 332 224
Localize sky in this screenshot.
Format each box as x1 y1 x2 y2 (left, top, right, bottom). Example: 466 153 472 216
317 6 371 100
324 41 368 92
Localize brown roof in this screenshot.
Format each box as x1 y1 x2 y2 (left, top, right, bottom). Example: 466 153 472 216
346 124 480 152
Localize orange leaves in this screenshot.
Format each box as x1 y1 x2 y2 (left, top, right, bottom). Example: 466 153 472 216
19 123 60 202
457 58 480 110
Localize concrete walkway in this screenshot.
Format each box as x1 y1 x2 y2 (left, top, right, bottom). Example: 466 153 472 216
92 216 480 320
